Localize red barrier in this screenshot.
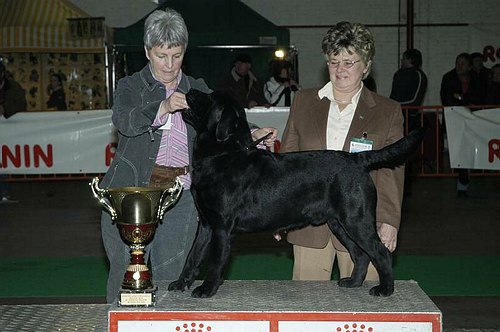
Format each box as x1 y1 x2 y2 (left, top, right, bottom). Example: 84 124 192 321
403 105 500 177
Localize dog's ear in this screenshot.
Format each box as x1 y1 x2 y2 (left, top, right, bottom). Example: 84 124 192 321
215 107 239 142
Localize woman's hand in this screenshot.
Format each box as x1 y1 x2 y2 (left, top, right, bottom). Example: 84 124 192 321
252 127 278 147
159 92 189 116
377 223 398 252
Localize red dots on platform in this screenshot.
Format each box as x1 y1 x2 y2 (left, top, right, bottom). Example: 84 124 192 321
337 323 373 332
175 322 211 332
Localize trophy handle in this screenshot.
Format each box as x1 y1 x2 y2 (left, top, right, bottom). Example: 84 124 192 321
90 177 118 220
157 177 183 222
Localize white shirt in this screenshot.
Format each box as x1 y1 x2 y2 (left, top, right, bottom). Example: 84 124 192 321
318 82 362 150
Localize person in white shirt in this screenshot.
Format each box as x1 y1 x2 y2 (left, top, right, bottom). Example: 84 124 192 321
281 21 405 283
264 59 300 107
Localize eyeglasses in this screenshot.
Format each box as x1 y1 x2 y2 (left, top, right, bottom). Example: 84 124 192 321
327 59 361 69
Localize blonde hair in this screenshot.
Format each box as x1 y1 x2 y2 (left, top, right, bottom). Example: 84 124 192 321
322 21 375 77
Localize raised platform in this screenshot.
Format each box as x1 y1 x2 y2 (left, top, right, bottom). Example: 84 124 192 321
0 280 441 331
110 280 441 332
0 303 110 331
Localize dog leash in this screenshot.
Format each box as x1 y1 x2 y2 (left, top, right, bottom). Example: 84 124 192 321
246 132 273 150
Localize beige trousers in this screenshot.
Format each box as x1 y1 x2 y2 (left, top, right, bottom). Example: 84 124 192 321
292 240 379 281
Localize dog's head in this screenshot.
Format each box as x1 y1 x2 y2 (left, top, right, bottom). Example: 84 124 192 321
183 89 253 154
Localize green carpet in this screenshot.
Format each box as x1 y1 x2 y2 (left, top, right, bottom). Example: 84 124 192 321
1 255 499 298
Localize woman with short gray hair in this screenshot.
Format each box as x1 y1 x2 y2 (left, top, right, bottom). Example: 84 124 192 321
143 8 188 51
99 7 276 304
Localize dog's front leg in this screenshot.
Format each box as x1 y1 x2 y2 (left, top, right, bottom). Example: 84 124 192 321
191 228 232 298
168 222 212 292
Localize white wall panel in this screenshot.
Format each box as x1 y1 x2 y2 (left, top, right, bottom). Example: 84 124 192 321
243 0 500 104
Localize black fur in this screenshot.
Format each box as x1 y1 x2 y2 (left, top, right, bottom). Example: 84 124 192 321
168 89 426 298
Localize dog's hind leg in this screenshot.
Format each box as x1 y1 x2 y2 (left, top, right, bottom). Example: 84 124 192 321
191 228 232 298
168 222 212 292
339 248 371 288
328 221 370 288
336 219 394 296
365 242 394 296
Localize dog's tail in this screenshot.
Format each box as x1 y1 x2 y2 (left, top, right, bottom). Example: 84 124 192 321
356 126 427 171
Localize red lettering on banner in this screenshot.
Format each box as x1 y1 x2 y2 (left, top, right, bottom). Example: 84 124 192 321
106 143 117 166
488 139 500 163
483 45 500 63
484 46 495 62
24 145 30 167
2 145 21 167
1 144 53 168
34 145 53 167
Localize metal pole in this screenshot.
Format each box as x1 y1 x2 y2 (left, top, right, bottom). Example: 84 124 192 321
407 0 414 50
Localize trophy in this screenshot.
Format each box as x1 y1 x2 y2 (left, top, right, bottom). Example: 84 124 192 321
90 177 183 306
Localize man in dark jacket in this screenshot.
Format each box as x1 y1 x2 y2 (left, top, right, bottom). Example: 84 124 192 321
390 48 427 130
390 49 428 196
440 53 482 198
217 53 269 109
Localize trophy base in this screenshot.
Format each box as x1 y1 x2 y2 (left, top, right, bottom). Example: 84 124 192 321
118 287 157 307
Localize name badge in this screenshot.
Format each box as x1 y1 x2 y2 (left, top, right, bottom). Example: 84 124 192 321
350 137 373 153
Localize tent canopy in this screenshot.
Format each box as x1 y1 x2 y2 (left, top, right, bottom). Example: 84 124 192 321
113 0 290 87
0 0 106 53
113 0 289 51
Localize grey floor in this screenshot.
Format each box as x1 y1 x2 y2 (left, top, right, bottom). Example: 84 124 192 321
0 176 499 331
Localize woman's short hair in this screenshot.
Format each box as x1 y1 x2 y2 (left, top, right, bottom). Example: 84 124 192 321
321 21 375 73
143 8 188 50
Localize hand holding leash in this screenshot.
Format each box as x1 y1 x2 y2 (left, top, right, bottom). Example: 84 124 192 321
252 127 278 147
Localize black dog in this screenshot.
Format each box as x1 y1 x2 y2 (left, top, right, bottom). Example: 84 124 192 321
168 89 426 298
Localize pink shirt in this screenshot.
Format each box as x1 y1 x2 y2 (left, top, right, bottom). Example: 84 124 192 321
151 68 191 189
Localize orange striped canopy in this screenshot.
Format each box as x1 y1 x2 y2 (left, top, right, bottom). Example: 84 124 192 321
0 0 105 53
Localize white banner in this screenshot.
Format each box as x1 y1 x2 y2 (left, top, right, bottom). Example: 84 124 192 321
444 106 500 170
0 110 117 174
3 107 499 174
0 108 290 175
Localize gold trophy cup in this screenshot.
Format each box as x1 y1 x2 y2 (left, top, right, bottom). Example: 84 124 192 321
90 177 182 306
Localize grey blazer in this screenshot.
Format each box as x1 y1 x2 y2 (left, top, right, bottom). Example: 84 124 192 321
101 65 211 189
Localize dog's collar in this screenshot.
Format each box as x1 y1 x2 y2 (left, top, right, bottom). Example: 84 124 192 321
246 132 272 150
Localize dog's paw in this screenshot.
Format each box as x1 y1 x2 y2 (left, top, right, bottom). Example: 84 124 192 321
369 284 394 297
168 279 188 292
337 277 363 288
191 281 220 298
